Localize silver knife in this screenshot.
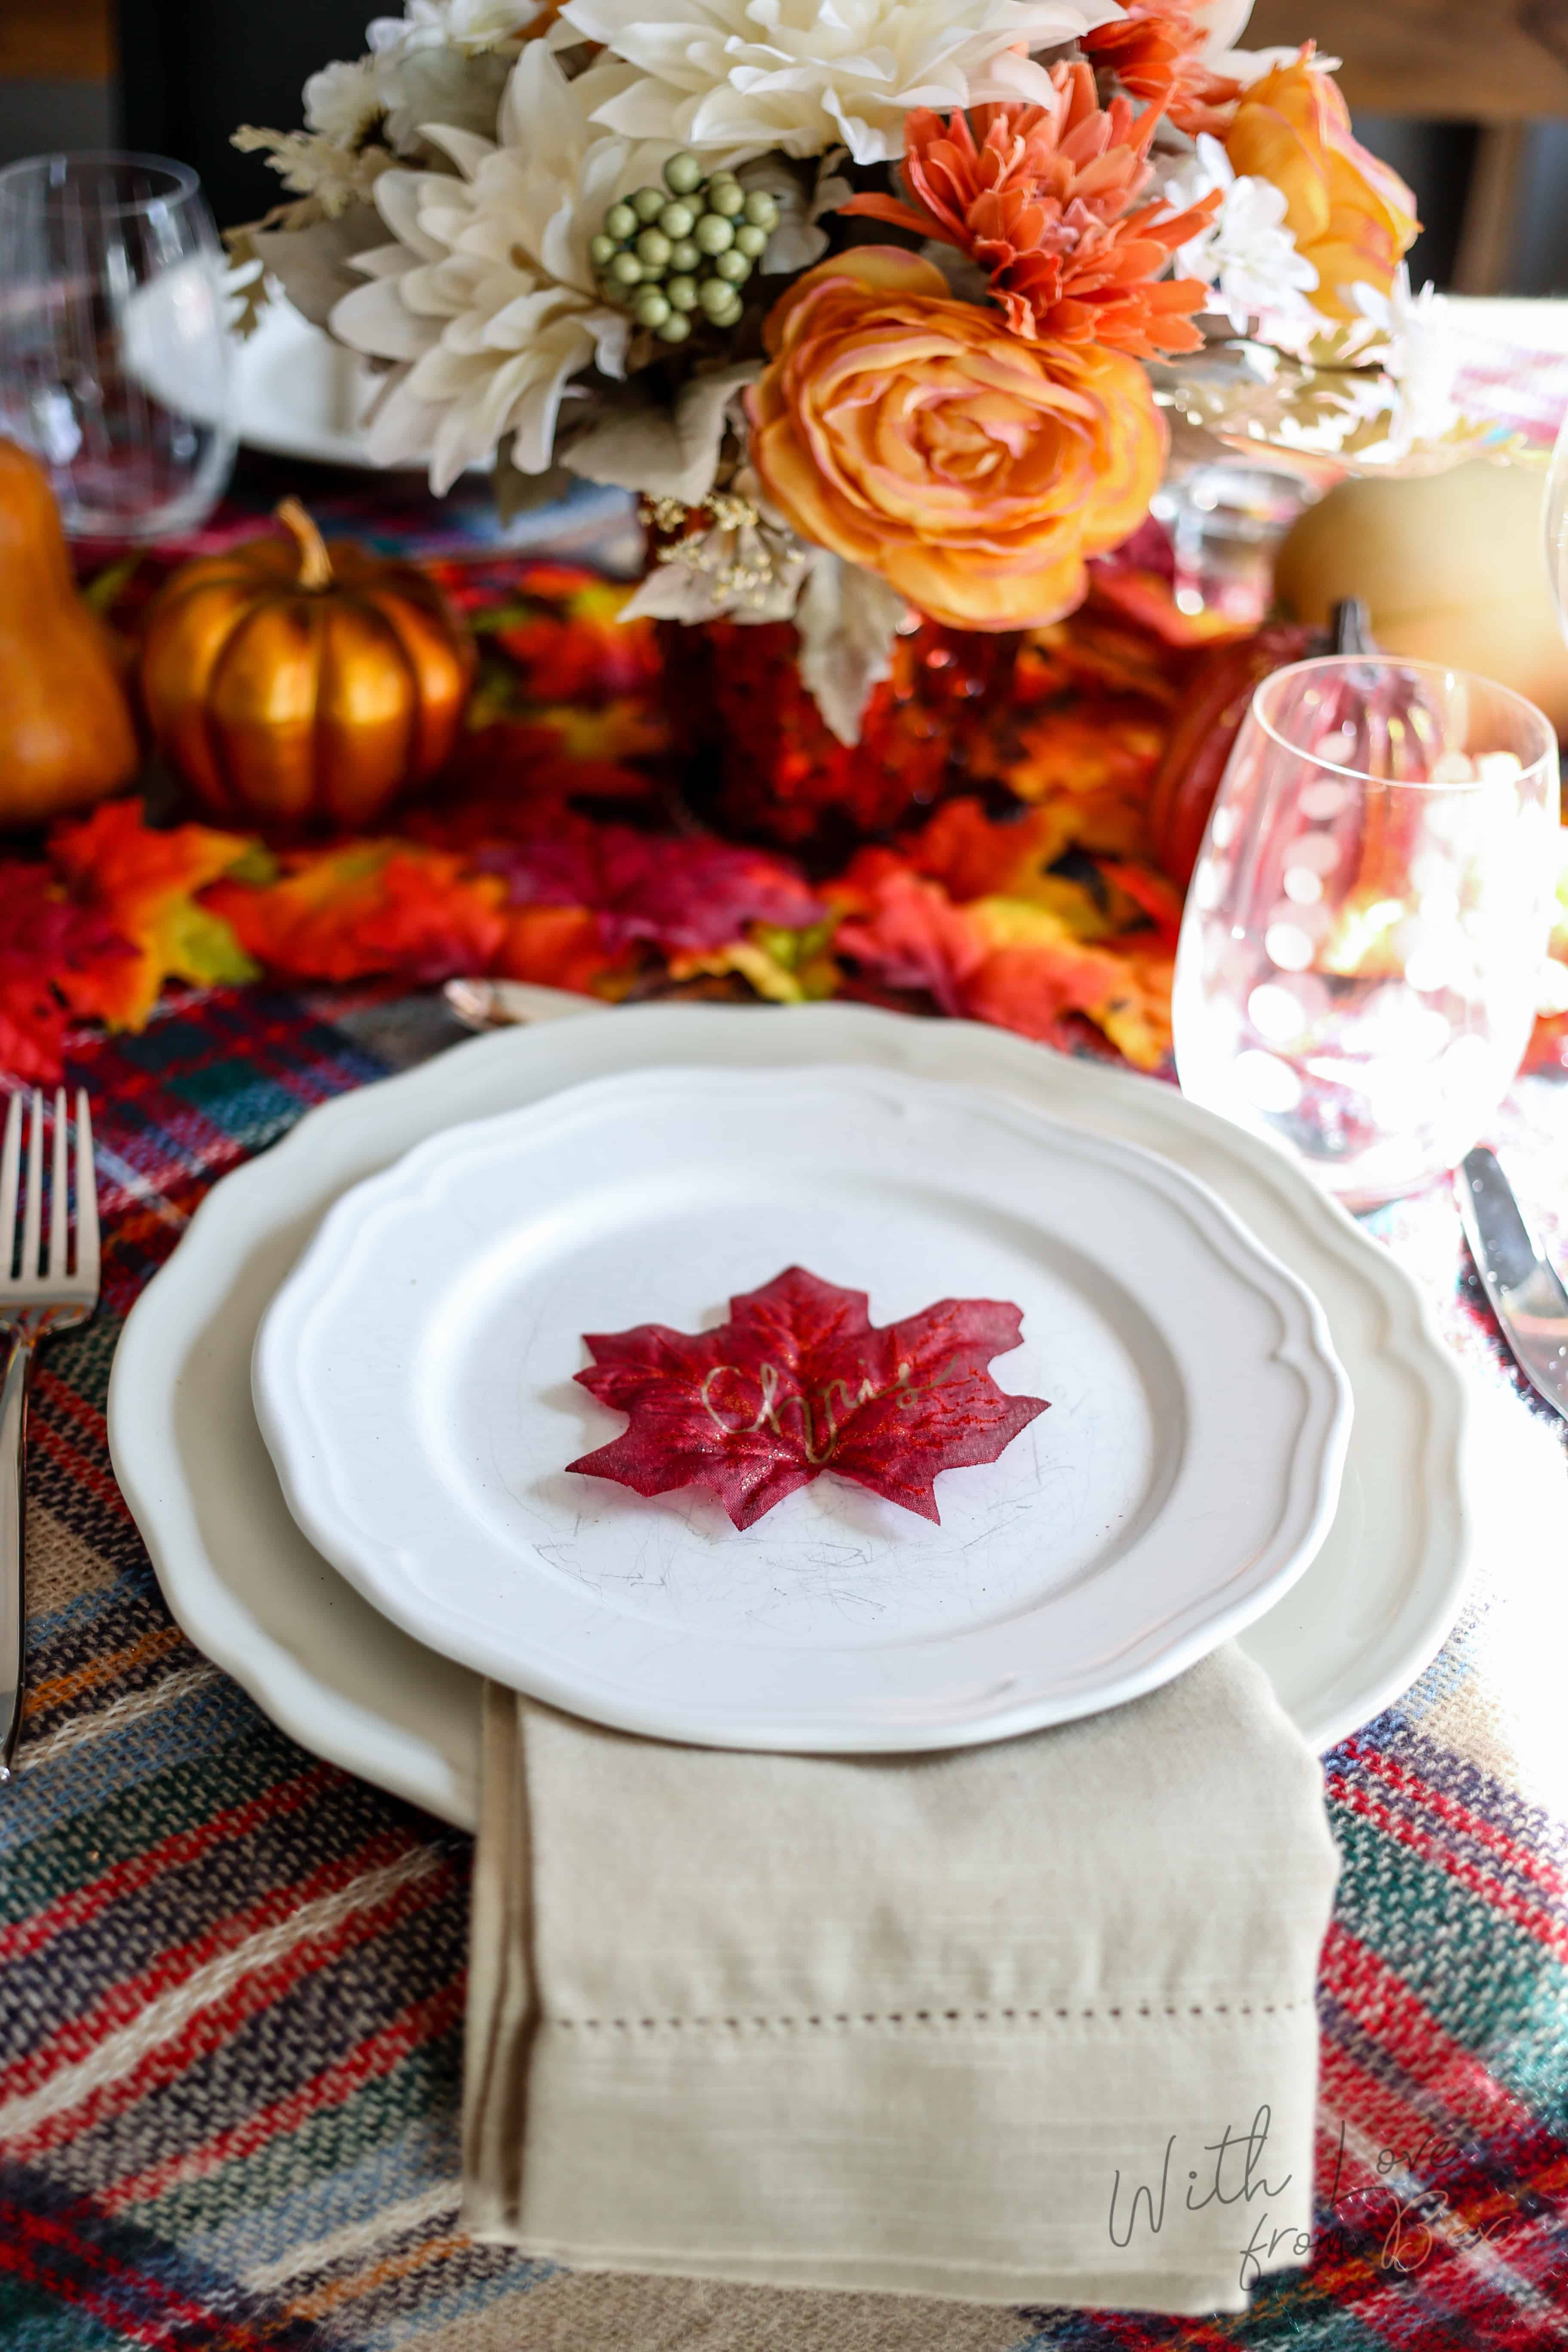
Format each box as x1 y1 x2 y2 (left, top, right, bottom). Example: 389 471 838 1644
1457 1147 1568 1421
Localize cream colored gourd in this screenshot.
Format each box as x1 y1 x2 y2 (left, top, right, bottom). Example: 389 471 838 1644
1273 462 1568 735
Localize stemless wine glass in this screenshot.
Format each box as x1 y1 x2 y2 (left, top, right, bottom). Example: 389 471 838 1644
1173 655 1560 1205
0 152 236 539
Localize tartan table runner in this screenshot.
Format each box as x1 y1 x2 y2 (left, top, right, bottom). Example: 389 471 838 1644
5 981 1568 2352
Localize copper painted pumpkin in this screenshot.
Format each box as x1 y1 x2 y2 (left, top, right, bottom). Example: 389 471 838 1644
1148 601 1374 887
1146 622 1317 888
138 499 475 830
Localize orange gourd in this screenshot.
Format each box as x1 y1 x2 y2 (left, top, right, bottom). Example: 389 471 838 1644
0 438 140 828
138 499 476 830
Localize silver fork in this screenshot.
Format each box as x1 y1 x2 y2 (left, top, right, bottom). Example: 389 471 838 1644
0 1090 99 1779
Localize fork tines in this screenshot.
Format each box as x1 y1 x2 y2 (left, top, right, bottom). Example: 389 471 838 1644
1 1089 98 1298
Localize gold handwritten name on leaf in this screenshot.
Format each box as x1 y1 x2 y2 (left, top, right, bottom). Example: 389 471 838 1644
698 1356 961 1462
568 1266 1048 1528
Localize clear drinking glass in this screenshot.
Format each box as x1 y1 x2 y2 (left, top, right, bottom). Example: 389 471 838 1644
1151 460 1316 629
1173 655 1560 1205
0 152 236 539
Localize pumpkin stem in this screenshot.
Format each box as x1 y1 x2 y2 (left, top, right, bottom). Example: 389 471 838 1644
275 497 334 591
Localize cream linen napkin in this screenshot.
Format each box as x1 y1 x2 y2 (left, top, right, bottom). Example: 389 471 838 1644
463 1644 1339 2315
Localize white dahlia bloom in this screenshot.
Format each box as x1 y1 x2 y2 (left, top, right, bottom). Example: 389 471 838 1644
366 0 548 61
556 0 1122 166
1166 134 1322 336
330 40 638 492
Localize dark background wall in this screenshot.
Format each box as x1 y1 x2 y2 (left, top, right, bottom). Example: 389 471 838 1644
115 0 369 228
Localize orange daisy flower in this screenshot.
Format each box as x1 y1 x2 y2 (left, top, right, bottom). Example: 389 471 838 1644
1082 0 1245 139
839 64 1220 359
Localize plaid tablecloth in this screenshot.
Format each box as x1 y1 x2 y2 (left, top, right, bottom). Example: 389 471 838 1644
4 979 1568 2352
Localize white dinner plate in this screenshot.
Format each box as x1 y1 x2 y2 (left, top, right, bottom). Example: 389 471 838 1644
251 1066 1351 1751
230 289 459 472
109 1001 1473 1821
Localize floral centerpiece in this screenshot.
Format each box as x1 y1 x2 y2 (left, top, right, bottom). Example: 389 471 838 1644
229 0 1470 780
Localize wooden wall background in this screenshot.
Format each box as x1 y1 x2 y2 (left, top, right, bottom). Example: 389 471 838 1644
1246 1 1568 120
0 0 1562 292
2 0 1566 120
0 0 114 83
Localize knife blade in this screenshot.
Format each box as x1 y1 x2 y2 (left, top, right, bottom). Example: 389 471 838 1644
1456 1147 1568 1421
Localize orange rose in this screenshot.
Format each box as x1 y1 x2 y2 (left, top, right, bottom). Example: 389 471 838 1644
1225 51 1419 322
747 248 1166 634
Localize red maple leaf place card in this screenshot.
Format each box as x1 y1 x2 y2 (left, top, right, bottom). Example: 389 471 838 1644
568 1265 1049 1530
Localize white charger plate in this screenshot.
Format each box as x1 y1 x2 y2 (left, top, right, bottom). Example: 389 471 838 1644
108 1001 1472 1822
251 1066 1351 1751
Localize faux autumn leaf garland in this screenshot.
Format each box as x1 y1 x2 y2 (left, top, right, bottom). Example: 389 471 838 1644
570 1266 1049 1530
0 557 1219 1081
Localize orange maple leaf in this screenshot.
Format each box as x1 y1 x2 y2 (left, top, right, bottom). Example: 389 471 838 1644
494 903 629 995
832 851 1173 1068
970 699 1166 816
897 799 1071 903
49 799 258 1030
1091 857 1186 949
206 842 508 984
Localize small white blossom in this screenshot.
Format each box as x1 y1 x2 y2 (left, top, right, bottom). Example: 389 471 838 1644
1348 268 1461 457
622 482 813 626
1166 135 1323 336
302 57 386 146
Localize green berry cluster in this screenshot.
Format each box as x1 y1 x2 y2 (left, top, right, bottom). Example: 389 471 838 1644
588 151 779 343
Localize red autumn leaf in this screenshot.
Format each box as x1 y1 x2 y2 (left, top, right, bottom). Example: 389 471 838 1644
830 852 987 1015
1092 512 1177 591
831 851 1174 1069
0 980 69 1083
205 843 508 983
569 1264 1048 1530
897 799 1070 903
493 903 628 995
405 729 653 852
49 799 257 1028
461 563 662 702
1025 607 1190 707
479 815 824 955
968 699 1168 818
0 861 132 989
0 859 136 1078
1092 856 1186 949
